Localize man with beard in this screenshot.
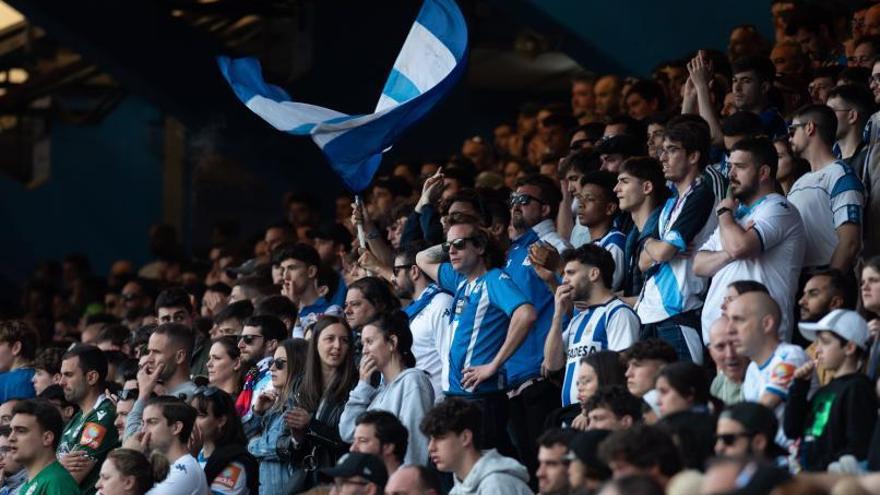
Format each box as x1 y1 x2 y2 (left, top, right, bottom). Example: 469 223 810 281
392 243 452 401
504 174 569 480
535 428 577 495
695 137 805 343
798 269 852 386
55 345 116 495
124 323 197 441
544 244 640 411
234 315 287 421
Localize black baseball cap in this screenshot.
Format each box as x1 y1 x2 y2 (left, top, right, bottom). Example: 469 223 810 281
320 453 388 487
720 402 787 457
564 430 612 480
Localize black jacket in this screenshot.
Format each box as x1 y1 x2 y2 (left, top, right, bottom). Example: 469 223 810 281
204 443 260 495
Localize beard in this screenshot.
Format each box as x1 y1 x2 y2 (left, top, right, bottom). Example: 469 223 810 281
158 361 177 382
732 180 759 203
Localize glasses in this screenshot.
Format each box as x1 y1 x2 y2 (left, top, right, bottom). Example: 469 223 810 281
787 122 807 137
828 107 853 114
442 237 479 253
119 388 139 401
239 334 265 345
392 264 413 276
269 358 287 371
715 432 753 446
509 192 545 207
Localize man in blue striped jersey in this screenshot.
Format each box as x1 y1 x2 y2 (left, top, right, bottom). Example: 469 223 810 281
416 214 536 452
543 244 640 409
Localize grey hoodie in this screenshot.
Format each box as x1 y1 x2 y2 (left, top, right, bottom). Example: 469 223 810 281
338 368 434 465
450 449 532 495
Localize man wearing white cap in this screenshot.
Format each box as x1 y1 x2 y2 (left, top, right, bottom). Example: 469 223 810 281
784 309 878 471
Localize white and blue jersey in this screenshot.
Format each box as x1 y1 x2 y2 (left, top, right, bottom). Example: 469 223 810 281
560 299 640 406
438 263 530 396
503 220 570 387
787 160 863 268
593 229 626 292
292 296 331 338
637 178 715 324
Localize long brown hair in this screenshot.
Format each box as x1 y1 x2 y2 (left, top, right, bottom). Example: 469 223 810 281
273 338 308 412
296 316 357 412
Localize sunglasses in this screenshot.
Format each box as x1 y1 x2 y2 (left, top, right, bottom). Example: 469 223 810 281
392 264 413 276
715 432 753 446
787 122 807 137
239 334 265 345
442 237 480 253
269 358 287 370
118 388 139 401
509 192 545 207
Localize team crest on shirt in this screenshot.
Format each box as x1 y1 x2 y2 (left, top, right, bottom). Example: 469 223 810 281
214 464 242 489
79 422 106 449
770 362 796 387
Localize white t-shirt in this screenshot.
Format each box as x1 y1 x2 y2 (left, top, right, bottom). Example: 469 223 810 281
699 194 805 343
742 343 809 446
409 289 454 400
787 160 863 268
560 298 640 406
147 454 209 495
593 229 626 292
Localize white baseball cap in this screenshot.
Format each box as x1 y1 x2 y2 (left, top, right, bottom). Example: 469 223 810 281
798 309 869 350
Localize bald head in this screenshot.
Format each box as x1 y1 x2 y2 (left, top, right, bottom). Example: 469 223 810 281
728 291 781 360
708 317 729 345
385 465 439 495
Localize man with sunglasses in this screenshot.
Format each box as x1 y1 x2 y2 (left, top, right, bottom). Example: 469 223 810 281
788 104 864 274
715 402 787 462
416 215 536 453
235 315 287 422
56 345 117 495
504 174 569 479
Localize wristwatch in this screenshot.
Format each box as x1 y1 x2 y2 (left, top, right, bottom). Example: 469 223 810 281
716 207 732 217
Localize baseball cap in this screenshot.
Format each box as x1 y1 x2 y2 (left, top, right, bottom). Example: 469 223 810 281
798 309 869 350
320 453 388 487
595 134 646 157
720 402 787 457
564 430 612 480
225 258 259 278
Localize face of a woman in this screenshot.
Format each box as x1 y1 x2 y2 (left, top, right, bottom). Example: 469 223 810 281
206 342 239 386
361 324 394 370
576 363 598 404
95 458 131 495
862 266 880 312
318 323 350 369
194 402 223 444
270 346 288 389
655 376 692 416
774 140 794 181
345 289 377 329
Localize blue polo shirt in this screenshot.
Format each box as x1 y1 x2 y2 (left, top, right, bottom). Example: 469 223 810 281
437 263 530 396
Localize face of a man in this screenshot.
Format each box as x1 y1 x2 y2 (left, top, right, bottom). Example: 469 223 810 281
146 333 179 382
350 423 383 458
626 92 654 121
238 325 267 365
576 184 613 228
0 341 17 373
142 405 175 454
625 359 663 397
561 260 594 303
852 42 877 69
536 444 570 495
709 320 747 383
826 96 853 139
809 76 834 104
0 434 20 475
9 414 50 465
732 70 764 111
726 297 764 360
771 44 802 75
428 433 466 473
115 399 134 439
799 275 836 322
511 184 546 231
788 117 809 156
446 224 483 276
280 258 314 299
392 256 415 300
587 407 627 431
714 417 754 457
660 138 694 183
59 356 90 405
571 81 595 116
614 172 647 212
728 150 762 202
157 306 192 328
594 76 620 117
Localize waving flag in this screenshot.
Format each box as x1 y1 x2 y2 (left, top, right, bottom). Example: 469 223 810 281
217 0 468 192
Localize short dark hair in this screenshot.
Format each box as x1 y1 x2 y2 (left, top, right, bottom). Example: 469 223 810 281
808 269 857 309
272 242 320 269
420 398 483 450
619 156 670 206
537 427 578 449
721 111 765 138
827 84 876 126
792 104 838 146
598 424 683 477
627 80 666 110
34 347 65 375
243 314 288 342
784 4 834 38
727 280 769 296
624 338 677 364
62 344 108 386
145 396 197 443
12 399 64 449
153 323 195 362
561 244 616 290
154 287 193 314
404 465 442 493
838 66 871 87
515 173 562 219
356 410 409 464
584 385 644 423
0 320 39 360
579 170 619 206
656 361 710 406
560 150 601 177
214 299 254 326
664 116 711 167
97 324 131 349
84 313 119 327
255 295 299 323
731 55 776 83
730 137 779 180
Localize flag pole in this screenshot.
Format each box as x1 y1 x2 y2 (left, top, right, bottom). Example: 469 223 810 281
354 195 367 249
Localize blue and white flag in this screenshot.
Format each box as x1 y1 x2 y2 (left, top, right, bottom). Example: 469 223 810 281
217 0 467 192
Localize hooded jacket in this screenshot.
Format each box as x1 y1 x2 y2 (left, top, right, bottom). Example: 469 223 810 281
449 449 532 495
